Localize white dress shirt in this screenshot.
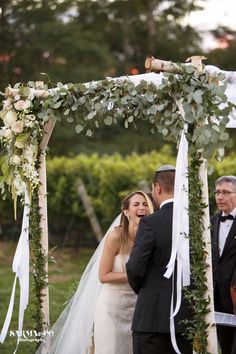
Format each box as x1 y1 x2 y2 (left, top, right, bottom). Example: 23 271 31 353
160 198 174 209
219 207 236 256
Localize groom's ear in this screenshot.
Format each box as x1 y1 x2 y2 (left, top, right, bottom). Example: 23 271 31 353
154 182 161 194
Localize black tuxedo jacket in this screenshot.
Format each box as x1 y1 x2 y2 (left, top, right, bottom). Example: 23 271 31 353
126 202 190 333
211 212 236 313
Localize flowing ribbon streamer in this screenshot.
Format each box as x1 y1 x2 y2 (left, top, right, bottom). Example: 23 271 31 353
0 189 30 352
163 110 190 352
163 126 190 284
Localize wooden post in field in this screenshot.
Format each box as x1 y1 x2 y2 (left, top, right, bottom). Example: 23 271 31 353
77 178 103 243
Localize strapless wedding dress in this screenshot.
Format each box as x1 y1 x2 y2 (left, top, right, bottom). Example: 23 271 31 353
93 254 136 354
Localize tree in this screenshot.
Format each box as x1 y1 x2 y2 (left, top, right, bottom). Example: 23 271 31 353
0 0 206 155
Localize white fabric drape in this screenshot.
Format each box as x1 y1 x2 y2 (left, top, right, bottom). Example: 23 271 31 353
0 190 30 353
164 119 189 354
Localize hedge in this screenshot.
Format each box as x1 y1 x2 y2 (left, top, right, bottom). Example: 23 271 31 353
1 146 236 247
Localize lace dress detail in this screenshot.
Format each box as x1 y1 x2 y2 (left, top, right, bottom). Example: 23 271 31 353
93 254 136 354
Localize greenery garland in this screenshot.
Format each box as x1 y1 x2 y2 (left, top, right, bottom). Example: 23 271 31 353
0 64 235 351
184 153 211 354
29 190 48 335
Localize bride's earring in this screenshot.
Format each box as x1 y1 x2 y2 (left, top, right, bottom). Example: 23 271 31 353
125 212 130 220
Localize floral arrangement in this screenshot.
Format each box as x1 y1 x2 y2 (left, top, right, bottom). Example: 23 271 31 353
0 87 49 210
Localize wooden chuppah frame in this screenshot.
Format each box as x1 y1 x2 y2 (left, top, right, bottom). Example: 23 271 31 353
4 57 219 353
38 117 56 329
5 83 55 330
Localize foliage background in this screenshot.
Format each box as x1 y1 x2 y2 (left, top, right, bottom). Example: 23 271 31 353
1 146 236 247
1 0 236 156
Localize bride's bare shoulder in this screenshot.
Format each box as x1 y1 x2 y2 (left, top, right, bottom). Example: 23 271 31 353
106 226 122 245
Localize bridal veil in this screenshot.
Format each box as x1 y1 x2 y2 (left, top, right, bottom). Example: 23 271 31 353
36 214 121 354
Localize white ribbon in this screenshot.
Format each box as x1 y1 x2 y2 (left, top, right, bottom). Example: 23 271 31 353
163 114 190 353
164 126 190 285
0 189 30 352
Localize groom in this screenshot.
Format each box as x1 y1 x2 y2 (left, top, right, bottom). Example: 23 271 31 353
126 165 192 354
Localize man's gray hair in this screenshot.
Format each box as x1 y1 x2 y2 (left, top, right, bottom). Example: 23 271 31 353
215 176 236 190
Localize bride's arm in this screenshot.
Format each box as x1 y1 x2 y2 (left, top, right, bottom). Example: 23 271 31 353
99 229 127 284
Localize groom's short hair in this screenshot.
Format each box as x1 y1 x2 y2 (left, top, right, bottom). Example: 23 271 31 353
153 167 175 193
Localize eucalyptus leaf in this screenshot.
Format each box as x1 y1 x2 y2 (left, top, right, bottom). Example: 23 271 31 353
54 101 63 109
94 103 102 111
145 92 154 103
64 108 70 115
86 129 93 137
87 111 97 120
192 90 203 104
104 116 113 125
128 116 134 123
184 113 195 124
204 129 212 138
162 128 168 136
150 105 158 115
121 97 128 105
185 65 195 74
75 124 84 133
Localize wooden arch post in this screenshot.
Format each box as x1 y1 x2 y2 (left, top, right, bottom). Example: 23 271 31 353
4 84 55 331
38 116 56 329
145 56 218 354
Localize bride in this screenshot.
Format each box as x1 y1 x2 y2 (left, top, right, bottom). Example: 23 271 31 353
37 191 154 354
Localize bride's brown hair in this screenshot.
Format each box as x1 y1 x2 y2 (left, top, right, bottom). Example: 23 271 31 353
118 191 154 253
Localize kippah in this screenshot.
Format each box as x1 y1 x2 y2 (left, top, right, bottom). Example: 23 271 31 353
156 164 176 172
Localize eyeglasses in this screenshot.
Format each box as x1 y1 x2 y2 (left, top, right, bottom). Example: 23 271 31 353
213 190 236 196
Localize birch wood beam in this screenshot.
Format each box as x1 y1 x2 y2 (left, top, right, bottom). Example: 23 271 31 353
38 117 56 330
5 82 50 98
199 159 218 354
145 55 207 73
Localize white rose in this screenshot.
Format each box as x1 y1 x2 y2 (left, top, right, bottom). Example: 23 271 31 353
10 155 21 166
3 129 13 139
3 98 12 109
15 141 24 149
3 110 17 127
14 94 20 101
14 99 30 111
11 120 24 134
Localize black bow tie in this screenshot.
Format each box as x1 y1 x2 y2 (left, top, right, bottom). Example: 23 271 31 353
219 214 235 222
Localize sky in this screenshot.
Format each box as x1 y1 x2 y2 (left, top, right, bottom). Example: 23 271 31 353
188 0 236 30
185 0 236 50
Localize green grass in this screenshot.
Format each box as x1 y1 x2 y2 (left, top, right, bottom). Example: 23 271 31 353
0 241 94 354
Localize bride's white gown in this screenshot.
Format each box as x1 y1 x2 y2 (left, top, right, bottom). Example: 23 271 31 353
93 254 137 354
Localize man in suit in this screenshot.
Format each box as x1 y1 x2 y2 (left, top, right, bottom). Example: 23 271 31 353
211 175 236 354
126 165 192 354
